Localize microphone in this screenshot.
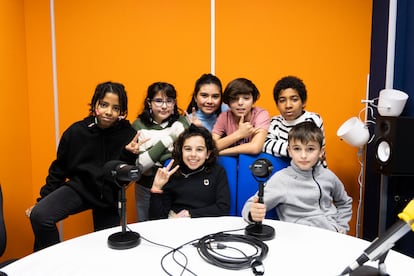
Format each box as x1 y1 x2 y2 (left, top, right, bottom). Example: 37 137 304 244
340 199 414 275
245 158 275 241
104 160 143 250
104 160 143 183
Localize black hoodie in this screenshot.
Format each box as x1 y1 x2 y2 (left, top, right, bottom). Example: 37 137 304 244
38 116 137 208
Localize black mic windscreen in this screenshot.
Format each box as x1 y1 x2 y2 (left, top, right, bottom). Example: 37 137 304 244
103 160 143 182
103 160 125 178
126 163 143 182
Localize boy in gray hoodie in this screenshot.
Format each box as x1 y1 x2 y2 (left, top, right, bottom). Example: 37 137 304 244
242 121 352 233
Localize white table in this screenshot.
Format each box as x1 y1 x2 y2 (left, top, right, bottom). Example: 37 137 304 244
3 216 414 275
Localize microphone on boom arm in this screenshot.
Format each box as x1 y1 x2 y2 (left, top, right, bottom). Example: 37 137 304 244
340 199 414 275
245 158 275 241
104 160 143 250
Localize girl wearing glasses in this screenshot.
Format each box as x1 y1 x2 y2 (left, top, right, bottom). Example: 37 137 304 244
128 82 189 221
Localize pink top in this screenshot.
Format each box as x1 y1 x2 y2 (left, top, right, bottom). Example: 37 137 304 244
212 106 270 146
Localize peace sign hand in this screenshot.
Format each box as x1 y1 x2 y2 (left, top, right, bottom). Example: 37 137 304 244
185 107 203 127
125 131 150 154
152 160 180 192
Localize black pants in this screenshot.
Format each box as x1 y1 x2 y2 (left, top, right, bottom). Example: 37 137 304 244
30 185 119 251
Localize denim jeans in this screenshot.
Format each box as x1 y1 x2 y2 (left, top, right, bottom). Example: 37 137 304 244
135 183 151 222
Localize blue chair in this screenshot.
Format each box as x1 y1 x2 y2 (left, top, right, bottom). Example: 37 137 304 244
237 153 289 218
217 156 238 216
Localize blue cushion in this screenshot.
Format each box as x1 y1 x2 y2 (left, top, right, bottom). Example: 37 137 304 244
217 156 238 216
237 153 289 218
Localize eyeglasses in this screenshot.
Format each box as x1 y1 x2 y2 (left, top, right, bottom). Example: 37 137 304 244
151 98 175 107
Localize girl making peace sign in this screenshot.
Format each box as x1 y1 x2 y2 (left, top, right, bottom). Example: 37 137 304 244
149 126 230 219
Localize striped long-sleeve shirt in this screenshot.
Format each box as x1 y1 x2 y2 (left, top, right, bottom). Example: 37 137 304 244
263 111 325 157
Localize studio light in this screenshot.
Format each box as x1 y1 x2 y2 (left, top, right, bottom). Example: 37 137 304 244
337 116 370 147
337 88 409 238
376 88 408 117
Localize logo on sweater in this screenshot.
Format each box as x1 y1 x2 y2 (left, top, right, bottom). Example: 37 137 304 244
203 179 209 186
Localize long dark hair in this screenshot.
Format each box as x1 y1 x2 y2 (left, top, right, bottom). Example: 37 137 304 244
138 82 180 126
186 73 223 116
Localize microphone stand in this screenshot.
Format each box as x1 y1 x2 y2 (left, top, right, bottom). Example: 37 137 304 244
245 180 275 241
344 250 389 276
107 179 141 250
341 199 414 275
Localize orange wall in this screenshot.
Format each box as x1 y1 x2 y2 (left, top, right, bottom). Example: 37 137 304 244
215 1 373 210
52 0 212 240
0 0 372 260
0 0 33 260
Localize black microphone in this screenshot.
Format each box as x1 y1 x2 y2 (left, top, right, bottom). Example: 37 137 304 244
245 158 275 241
104 160 143 183
340 199 414 275
104 160 143 250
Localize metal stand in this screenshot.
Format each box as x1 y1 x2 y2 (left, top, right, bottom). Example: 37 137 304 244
245 180 275 241
350 251 389 276
107 182 140 250
379 174 389 236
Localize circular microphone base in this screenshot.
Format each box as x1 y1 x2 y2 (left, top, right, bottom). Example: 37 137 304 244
107 231 141 250
245 223 275 241
350 265 383 276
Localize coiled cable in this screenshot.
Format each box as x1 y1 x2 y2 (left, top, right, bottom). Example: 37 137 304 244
196 232 268 275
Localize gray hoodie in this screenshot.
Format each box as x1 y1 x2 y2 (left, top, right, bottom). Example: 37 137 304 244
242 161 353 233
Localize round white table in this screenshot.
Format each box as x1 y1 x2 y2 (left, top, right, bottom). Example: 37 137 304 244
2 216 413 275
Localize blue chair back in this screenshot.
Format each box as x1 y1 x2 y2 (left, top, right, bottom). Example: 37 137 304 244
237 153 289 218
217 156 238 216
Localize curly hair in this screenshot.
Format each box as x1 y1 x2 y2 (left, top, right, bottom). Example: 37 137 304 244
171 125 218 171
273 76 307 104
89 81 128 117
